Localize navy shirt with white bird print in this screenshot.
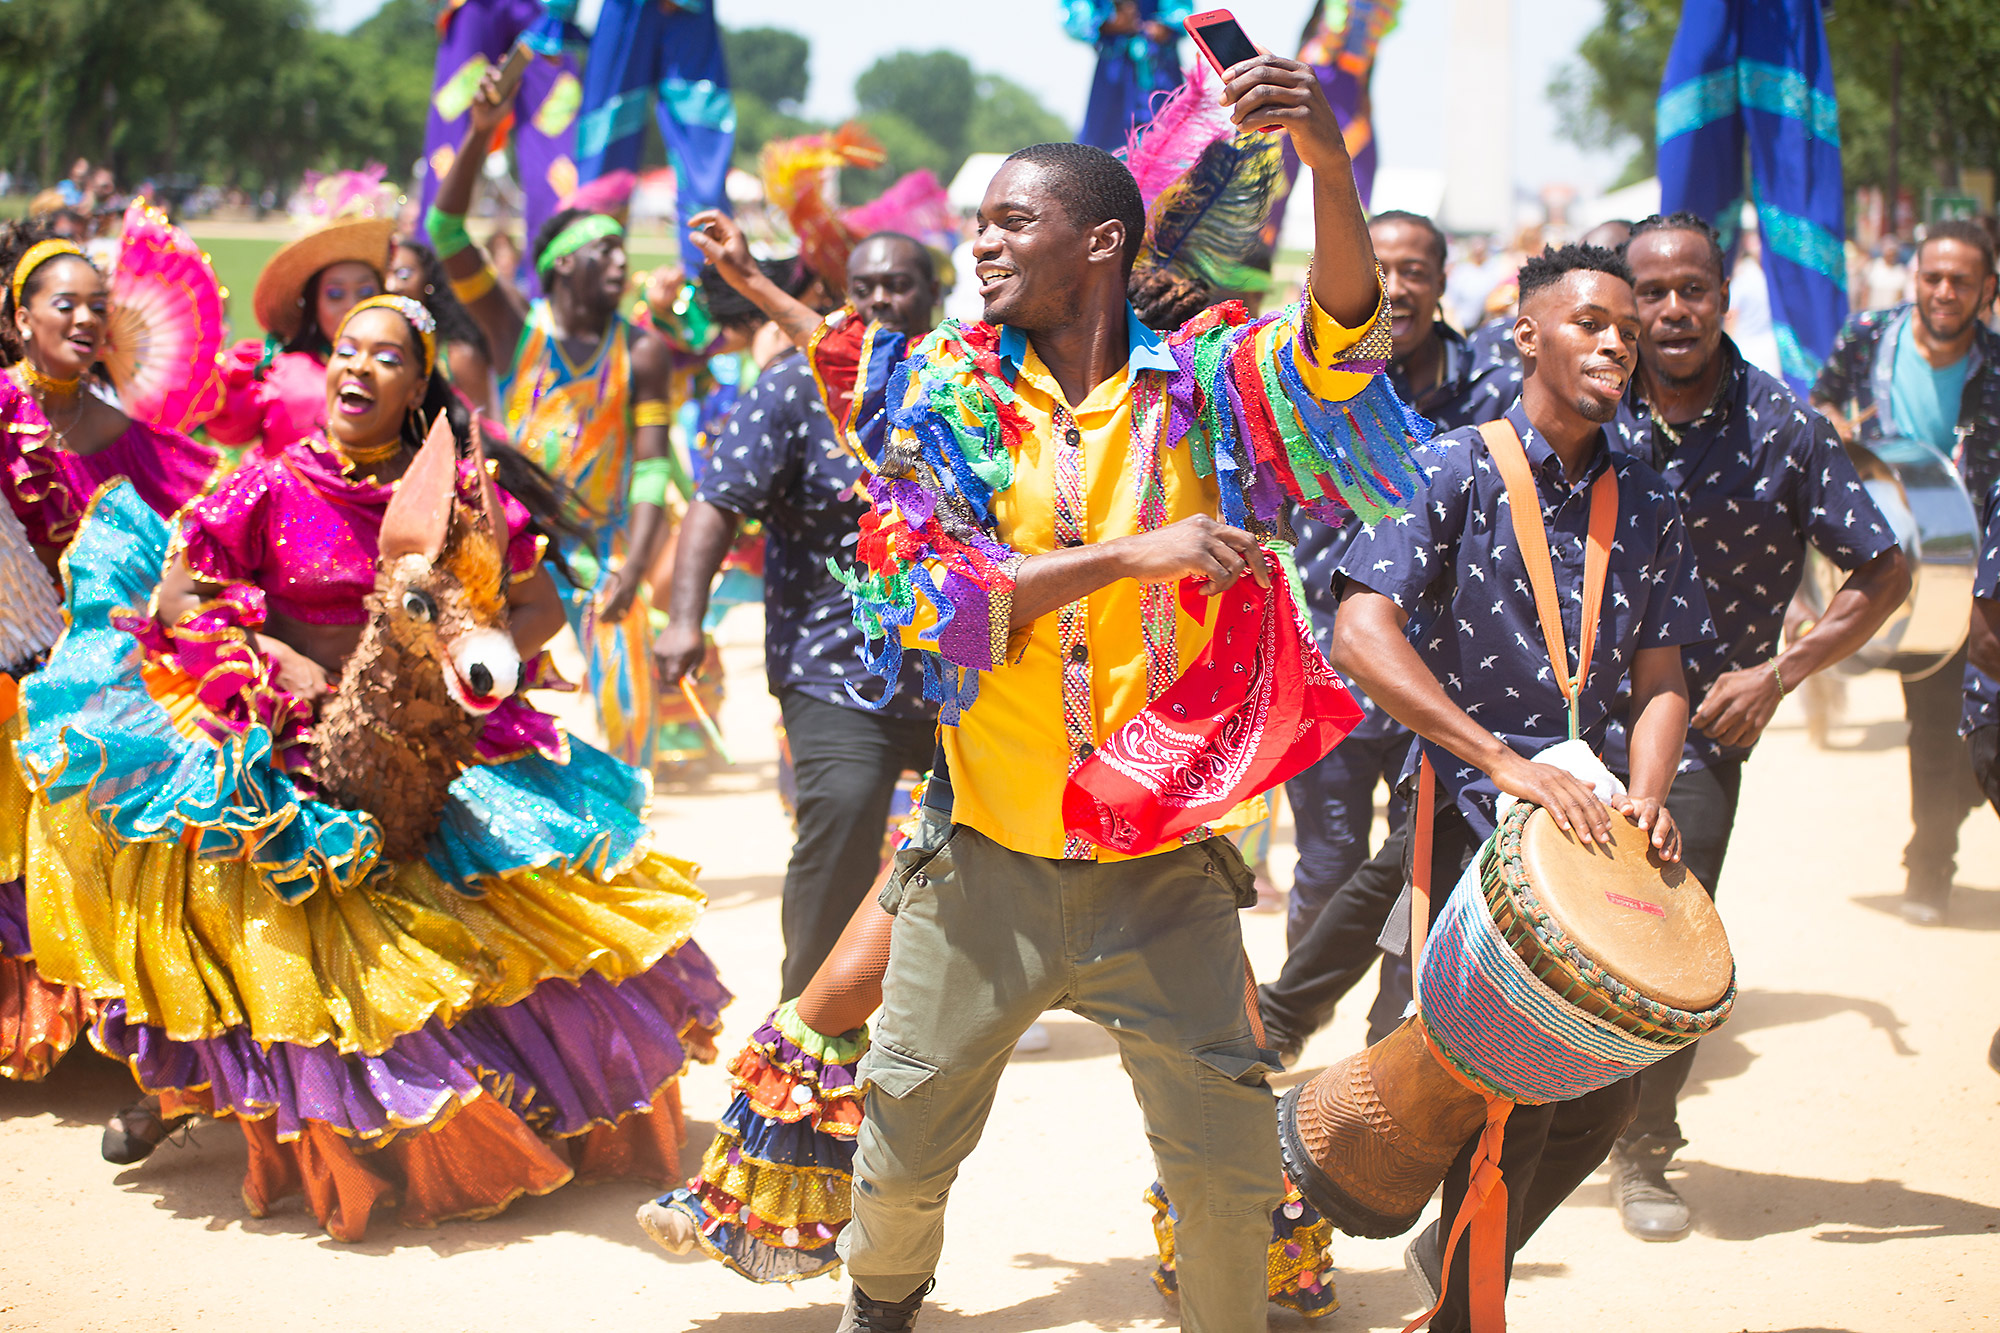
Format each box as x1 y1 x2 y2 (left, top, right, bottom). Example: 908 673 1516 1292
1605 339 1899 772
696 350 933 719
1963 478 2000 735
1334 400 1712 837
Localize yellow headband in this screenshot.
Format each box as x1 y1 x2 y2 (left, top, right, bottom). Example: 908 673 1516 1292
10 239 86 308
336 294 439 378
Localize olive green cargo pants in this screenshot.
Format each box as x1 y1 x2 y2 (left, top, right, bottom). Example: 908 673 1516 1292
838 818 1283 1332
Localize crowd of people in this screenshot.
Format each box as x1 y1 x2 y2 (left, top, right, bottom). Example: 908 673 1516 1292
3 16 1999 1333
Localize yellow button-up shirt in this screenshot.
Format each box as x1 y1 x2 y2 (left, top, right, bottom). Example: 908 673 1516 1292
899 298 1386 861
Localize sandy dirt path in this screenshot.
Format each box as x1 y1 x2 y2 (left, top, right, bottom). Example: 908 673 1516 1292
4 611 1997 1332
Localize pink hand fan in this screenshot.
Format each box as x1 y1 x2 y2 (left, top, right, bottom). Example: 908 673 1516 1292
102 201 228 433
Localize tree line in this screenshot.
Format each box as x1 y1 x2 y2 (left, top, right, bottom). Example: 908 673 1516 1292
1552 0 2000 207
0 0 1072 206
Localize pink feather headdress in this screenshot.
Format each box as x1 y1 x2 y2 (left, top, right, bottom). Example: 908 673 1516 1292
1119 63 1235 214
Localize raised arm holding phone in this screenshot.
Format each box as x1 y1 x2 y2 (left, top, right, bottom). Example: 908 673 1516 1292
808 48 1433 1333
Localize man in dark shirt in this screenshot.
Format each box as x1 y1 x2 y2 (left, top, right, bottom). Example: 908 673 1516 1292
1332 244 1709 1328
1266 209 1513 1056
1604 212 1908 1241
653 234 942 998
1811 221 2000 921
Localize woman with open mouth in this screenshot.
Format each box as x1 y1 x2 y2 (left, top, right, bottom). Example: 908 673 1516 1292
16 294 730 1242
0 218 220 1086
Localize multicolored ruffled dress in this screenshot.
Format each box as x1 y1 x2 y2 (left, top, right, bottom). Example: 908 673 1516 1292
18 431 730 1241
0 375 220 1081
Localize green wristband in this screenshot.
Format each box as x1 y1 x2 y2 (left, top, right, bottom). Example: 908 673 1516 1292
426 204 472 259
629 455 672 508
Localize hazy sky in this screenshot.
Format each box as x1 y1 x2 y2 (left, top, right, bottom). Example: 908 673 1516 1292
317 0 1629 198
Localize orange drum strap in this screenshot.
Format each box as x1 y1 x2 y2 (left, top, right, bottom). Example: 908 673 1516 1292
1475 419 1618 741
1400 1030 1516 1333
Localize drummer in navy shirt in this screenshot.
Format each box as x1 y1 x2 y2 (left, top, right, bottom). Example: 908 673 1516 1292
1599 213 1909 1242
1329 244 1709 1330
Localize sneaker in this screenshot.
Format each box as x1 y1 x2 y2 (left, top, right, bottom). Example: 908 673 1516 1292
835 1279 934 1332
1609 1137 1692 1241
101 1097 196 1165
636 1197 696 1254
1013 1021 1051 1055
1901 897 1946 927
1403 1218 1441 1307
1903 870 1950 926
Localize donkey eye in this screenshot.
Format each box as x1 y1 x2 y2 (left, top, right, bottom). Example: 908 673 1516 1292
402 589 436 622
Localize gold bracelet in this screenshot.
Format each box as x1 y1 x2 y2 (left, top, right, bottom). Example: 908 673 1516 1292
449 265 497 305
632 400 674 428
1770 658 1787 697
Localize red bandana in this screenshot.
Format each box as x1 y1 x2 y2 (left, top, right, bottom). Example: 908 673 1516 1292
1062 554 1363 855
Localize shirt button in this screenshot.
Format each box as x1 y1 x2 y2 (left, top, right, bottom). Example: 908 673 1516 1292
1069 642 1088 664
1077 741 1095 759
1065 425 1081 449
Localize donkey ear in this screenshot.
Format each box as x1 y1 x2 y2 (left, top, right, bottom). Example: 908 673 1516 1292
379 412 457 564
462 412 508 551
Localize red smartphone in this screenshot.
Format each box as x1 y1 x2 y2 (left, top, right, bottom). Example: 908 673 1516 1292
1183 8 1280 133
1184 9 1261 77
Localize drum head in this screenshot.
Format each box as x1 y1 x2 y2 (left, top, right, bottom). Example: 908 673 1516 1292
1517 807 1732 1013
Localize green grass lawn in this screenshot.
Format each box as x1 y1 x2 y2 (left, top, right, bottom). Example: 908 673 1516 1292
190 234 284 341
186 228 682 342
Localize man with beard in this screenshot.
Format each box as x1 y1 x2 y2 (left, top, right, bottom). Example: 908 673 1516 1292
1603 212 1908 1241
1330 244 1709 1329
1812 220 2000 924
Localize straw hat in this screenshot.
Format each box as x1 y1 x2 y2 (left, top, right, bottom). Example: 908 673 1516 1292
251 167 400 339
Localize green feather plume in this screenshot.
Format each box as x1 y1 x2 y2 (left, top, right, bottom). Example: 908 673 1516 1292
1135 130 1288 296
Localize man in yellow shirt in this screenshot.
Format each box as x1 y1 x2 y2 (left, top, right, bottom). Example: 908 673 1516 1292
698 55 1424 1333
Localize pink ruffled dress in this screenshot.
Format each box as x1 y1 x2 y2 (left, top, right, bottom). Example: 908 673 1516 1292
163 432 565 773
0 377 219 550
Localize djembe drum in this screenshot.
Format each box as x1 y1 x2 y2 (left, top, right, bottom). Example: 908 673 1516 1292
1277 799 1736 1239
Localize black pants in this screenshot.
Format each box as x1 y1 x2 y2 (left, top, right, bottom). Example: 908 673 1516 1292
1256 822 1411 1052
1282 725 1410 947
1619 760 1742 1148
1971 725 2000 816
776 690 937 1000
1418 804 1640 1333
1903 646 1985 900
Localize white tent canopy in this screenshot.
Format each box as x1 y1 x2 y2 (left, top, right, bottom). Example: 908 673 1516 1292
948 154 1009 213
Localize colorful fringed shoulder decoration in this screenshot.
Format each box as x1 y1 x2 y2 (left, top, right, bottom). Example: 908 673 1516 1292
811 291 1432 721
1164 294 1430 531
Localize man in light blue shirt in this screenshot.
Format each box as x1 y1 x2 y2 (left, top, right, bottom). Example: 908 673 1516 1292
1813 221 2000 921
1889 310 1973 453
